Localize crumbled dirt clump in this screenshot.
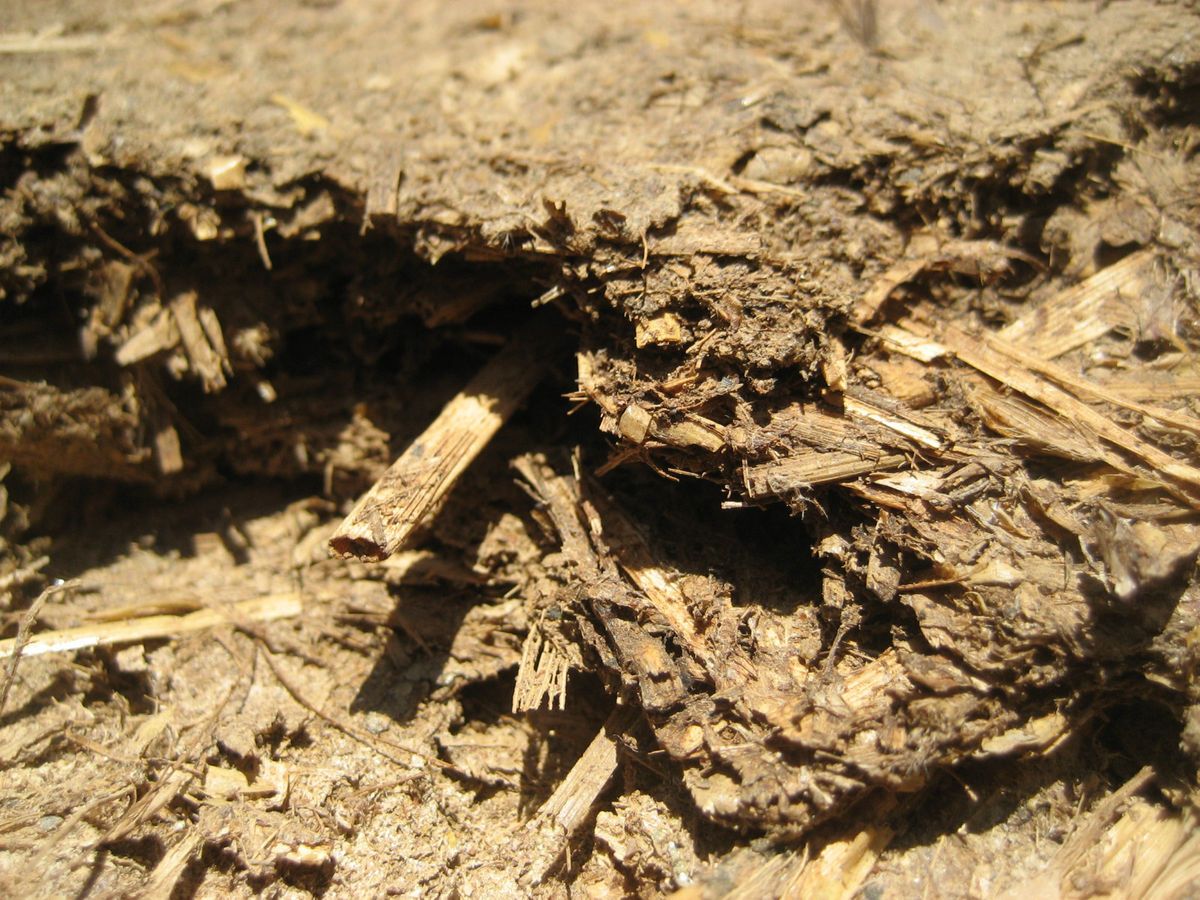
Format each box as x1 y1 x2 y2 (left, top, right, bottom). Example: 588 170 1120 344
2 1 1200 897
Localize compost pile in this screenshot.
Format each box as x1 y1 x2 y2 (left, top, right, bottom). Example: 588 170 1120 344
2 1 1200 897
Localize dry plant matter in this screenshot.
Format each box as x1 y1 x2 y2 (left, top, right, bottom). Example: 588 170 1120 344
1 0 1199 896
330 315 560 561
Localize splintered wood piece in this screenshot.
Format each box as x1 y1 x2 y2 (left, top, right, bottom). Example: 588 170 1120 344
843 395 945 450
512 454 597 575
617 403 726 451
997 248 1155 359
153 421 184 474
876 323 947 362
963 377 1127 468
100 769 195 845
677 822 892 900
979 329 1200 439
1000 767 1161 900
976 709 1070 757
593 493 708 660
1037 783 1200 899
330 318 557 561
513 623 571 712
513 454 693 713
1100 374 1200 402
853 257 927 324
172 291 230 392
139 832 204 900
114 308 178 365
574 350 620 415
939 324 1200 498
523 705 636 885
780 825 893 900
537 708 629 833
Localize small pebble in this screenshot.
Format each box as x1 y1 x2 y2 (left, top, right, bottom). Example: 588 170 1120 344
37 815 63 832
364 712 390 735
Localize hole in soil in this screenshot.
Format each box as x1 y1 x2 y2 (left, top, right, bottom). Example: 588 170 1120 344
450 668 612 810
598 465 824 614
102 834 166 871
1096 697 1185 783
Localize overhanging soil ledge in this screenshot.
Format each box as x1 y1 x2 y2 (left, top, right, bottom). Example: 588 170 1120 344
2 2 1200 897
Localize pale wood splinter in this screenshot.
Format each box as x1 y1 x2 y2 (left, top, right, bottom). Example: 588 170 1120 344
329 316 558 561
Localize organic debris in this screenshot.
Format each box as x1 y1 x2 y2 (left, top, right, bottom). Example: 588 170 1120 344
2 1 1199 897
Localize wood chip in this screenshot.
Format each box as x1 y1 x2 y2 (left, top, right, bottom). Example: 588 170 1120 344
270 93 329 136
171 291 230 392
330 317 559 561
153 421 184 475
139 832 204 900
875 324 947 362
523 706 636 885
115 309 179 366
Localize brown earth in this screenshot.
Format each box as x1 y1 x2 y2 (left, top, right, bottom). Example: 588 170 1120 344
2 1 1200 897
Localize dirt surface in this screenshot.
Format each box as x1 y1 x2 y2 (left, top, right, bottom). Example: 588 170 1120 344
3 1 1200 897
